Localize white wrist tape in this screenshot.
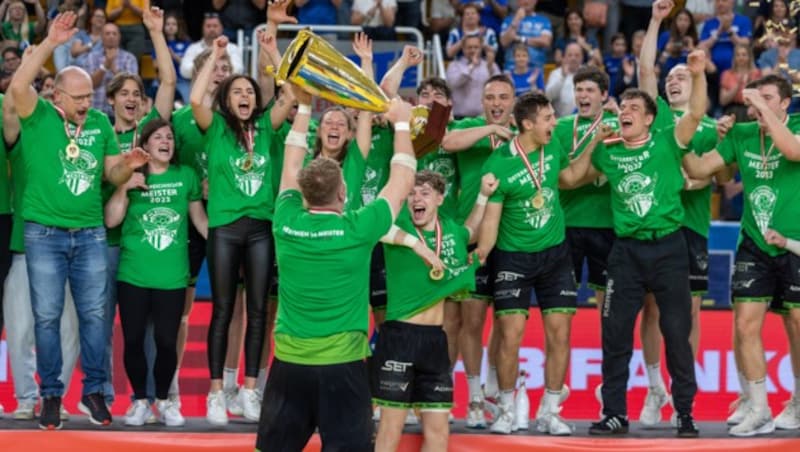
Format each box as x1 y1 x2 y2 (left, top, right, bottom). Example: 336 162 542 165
402 233 419 248
391 153 417 171
296 104 312 116
285 130 309 151
786 238 800 257
385 225 401 242
476 194 488 206
394 121 410 132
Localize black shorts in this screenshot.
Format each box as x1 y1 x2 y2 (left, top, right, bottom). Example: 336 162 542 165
370 321 453 410
682 227 709 295
732 233 800 312
188 220 206 285
257 358 373 452
492 241 578 317
369 245 387 310
469 244 494 299
566 227 615 290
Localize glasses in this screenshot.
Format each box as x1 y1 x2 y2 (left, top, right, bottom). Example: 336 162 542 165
57 88 94 103
204 12 220 18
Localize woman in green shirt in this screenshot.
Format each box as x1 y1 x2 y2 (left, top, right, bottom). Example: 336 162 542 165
0 1 44 46
105 118 208 427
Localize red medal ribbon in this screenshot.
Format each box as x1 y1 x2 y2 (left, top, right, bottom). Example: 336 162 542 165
513 136 545 196
571 113 603 159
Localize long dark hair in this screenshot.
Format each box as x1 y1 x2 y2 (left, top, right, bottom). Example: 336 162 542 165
669 9 698 44
137 117 178 177
313 106 354 164
213 75 266 151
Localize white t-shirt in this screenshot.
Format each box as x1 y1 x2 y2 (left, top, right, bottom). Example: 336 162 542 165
352 0 398 27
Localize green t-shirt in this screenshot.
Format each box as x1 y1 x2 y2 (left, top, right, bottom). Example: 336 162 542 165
383 213 475 321
591 126 688 240
0 95 12 215
302 141 367 212
554 111 619 229
20 99 120 228
204 111 276 228
104 108 161 246
453 116 515 222
483 137 569 252
272 118 319 200
8 138 24 253
419 146 459 220
272 189 393 365
173 105 207 180
716 114 800 256
117 165 201 289
1 22 36 44
360 125 393 206
652 97 718 237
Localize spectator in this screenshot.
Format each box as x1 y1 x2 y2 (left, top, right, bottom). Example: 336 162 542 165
179 13 243 79
295 0 339 26
426 0 454 44
2 45 19 73
505 41 544 95
159 11 190 103
758 31 800 109
699 0 752 75
753 0 794 58
105 0 147 58
535 0 566 38
499 0 552 72
0 0 46 48
657 8 699 87
754 0 799 36
620 0 652 43
351 0 396 28
62 7 105 70
545 41 581 117
86 22 139 116
685 0 715 27
212 0 266 41
37 72 55 101
604 32 628 99
720 43 760 121
446 3 498 61
554 9 601 66
457 0 508 37
445 33 499 118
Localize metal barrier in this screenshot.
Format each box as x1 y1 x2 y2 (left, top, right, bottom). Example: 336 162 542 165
431 33 446 80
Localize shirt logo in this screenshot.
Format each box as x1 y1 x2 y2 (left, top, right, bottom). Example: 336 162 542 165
617 172 657 217
140 207 181 251
59 149 98 196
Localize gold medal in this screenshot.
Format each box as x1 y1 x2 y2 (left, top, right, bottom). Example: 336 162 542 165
66 141 80 159
532 193 544 209
241 155 253 171
241 126 255 171
429 268 444 281
416 218 446 281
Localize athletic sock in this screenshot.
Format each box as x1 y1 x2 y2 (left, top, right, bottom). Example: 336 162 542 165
749 379 768 412
646 362 665 390
485 366 499 397
223 367 238 392
467 375 482 402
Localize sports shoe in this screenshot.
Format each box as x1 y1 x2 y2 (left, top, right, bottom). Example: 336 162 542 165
489 408 515 434
466 399 487 429
675 413 699 438
536 385 571 418
536 408 573 436
124 399 153 426
404 410 419 425
238 387 261 422
156 398 186 427
639 386 670 427
775 398 800 430
225 387 243 416
79 393 112 426
39 396 62 430
483 386 501 420
61 406 71 421
13 400 36 420
206 390 228 426
728 408 775 437
589 414 629 435
594 383 604 418
727 394 751 425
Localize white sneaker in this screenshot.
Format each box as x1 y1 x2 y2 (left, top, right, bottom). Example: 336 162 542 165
727 394 751 425
483 393 501 421
728 408 775 437
125 399 154 426
466 399 487 429
775 398 800 430
535 385 571 418
60 406 71 421
156 398 186 427
13 400 37 420
639 386 670 427
225 387 243 416
404 410 419 425
238 388 261 422
536 409 573 436
490 407 514 434
206 391 228 426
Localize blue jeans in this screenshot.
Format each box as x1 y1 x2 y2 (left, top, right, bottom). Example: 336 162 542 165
25 222 109 398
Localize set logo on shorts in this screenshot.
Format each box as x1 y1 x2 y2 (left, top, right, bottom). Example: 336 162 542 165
496 271 524 283
381 360 412 373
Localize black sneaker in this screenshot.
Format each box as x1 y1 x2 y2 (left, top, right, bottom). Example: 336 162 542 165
589 415 629 435
78 393 112 426
676 413 699 438
39 396 63 430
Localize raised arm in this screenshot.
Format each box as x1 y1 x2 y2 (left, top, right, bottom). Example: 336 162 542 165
379 45 423 98
640 0 673 99
32 0 47 37
464 173 498 243
376 98 415 221
10 13 79 119
475 201 501 265
279 85 313 194
558 124 610 189
682 150 726 179
675 50 708 147
743 88 800 161
261 0 298 111
144 6 176 120
441 123 512 153
352 32 374 158
190 36 228 131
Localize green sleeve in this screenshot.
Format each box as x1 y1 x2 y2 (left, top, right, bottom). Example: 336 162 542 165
590 142 605 173
187 167 201 202
353 197 394 242
690 118 718 154
19 97 47 127
716 128 738 165
273 189 304 228
653 96 673 132
100 114 120 157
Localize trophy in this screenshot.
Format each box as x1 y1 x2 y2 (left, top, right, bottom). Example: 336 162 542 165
410 102 451 158
267 29 390 113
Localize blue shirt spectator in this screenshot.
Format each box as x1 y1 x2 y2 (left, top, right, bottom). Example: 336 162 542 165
459 0 508 36
500 5 552 72
296 0 338 25
507 68 544 95
446 4 498 61
700 12 752 73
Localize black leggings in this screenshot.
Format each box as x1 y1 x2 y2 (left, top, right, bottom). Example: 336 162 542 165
117 281 186 400
0 214 13 337
207 216 273 379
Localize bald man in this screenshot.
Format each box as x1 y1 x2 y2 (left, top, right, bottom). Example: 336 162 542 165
8 12 148 430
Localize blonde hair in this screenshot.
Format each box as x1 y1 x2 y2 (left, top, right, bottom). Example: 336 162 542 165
6 1 30 43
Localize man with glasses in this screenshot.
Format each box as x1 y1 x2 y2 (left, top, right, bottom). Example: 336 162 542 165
180 12 244 79
8 12 148 430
